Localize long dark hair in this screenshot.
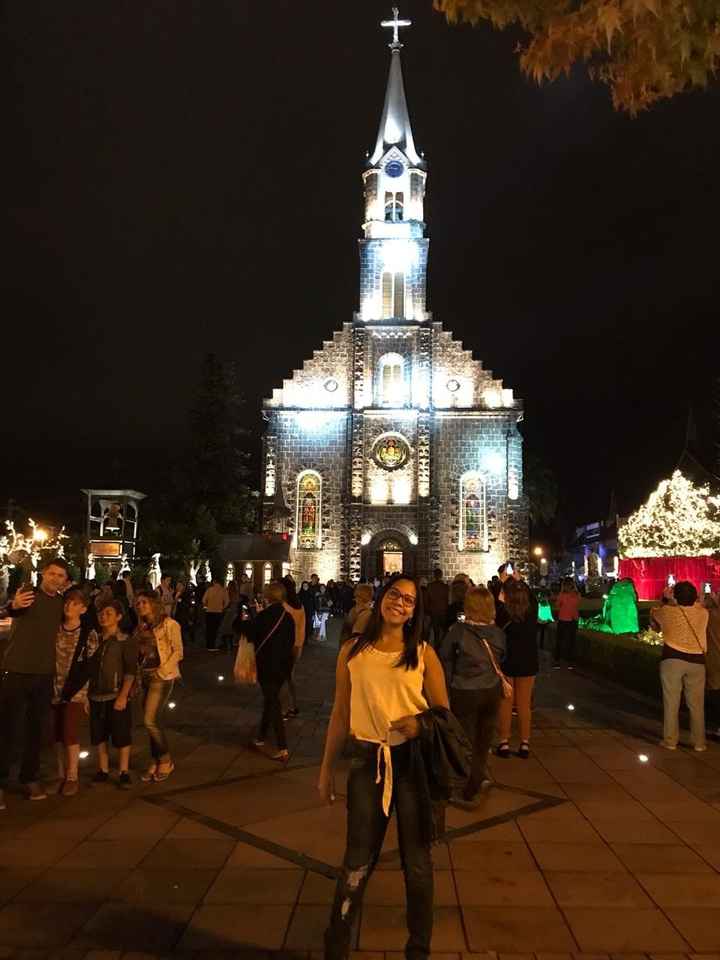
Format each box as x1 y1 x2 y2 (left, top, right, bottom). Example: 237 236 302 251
347 572 424 671
282 575 301 610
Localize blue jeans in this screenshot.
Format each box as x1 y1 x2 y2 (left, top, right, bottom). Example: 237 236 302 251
324 741 433 960
142 677 174 761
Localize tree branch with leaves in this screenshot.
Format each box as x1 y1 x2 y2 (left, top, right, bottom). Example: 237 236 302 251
436 0 720 113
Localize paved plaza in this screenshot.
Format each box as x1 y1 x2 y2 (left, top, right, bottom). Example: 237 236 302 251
1 622 720 959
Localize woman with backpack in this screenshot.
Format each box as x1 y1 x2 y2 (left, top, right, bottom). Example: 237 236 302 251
438 586 506 801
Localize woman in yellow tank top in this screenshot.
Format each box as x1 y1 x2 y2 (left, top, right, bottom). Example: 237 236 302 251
319 574 449 960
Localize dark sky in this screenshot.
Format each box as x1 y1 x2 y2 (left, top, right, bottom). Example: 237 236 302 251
3 0 719 536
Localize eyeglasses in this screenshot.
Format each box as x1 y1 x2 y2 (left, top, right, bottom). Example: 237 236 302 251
386 587 417 608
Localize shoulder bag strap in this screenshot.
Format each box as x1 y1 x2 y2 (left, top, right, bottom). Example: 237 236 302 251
678 606 706 653
255 611 287 657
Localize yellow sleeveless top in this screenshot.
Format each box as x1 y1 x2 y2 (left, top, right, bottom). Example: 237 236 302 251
347 643 428 814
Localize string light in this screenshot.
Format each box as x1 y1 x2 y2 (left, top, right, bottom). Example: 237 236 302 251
619 470 720 558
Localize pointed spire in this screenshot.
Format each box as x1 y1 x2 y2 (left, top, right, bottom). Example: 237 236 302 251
370 11 421 167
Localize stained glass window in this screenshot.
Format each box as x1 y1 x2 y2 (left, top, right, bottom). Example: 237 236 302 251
297 472 321 549
460 473 487 552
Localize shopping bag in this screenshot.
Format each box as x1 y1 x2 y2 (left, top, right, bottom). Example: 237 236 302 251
233 636 257 685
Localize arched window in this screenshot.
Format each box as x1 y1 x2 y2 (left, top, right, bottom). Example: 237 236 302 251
296 471 322 549
384 191 404 222
263 562 272 585
378 353 406 405
381 271 405 318
243 562 253 581
459 473 488 552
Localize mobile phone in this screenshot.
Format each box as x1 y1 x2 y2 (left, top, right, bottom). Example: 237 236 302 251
667 574 675 587
704 582 712 595
506 563 514 575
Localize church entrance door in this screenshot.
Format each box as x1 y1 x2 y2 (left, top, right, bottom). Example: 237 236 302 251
362 531 415 581
382 550 403 575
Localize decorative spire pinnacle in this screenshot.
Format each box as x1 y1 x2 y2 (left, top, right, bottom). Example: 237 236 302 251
381 6 411 50
370 9 421 166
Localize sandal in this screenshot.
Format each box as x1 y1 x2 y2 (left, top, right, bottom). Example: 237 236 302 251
140 764 158 783
270 749 289 763
517 741 530 759
153 761 175 782
495 741 511 759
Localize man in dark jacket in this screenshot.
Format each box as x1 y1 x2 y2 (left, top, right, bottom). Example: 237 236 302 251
0 557 70 808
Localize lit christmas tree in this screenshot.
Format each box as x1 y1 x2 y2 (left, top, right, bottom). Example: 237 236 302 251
619 471 720 559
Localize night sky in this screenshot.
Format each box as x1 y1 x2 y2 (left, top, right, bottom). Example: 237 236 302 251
3 0 719 536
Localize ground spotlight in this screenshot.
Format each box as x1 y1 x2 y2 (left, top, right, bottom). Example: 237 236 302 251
567 704 575 711
79 750 89 759
168 701 176 710
638 753 649 763
218 675 225 682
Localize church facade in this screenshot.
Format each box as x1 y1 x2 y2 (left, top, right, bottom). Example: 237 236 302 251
261 12 527 585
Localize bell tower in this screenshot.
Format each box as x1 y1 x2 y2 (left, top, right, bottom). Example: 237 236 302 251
358 8 429 323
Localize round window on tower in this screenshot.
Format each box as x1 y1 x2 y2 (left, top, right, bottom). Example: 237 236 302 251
385 160 404 178
324 378 339 393
447 379 461 393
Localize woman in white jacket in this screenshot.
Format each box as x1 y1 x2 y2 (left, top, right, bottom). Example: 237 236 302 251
134 591 183 782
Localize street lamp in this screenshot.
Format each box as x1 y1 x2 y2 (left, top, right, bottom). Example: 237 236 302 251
533 546 543 557
32 528 47 544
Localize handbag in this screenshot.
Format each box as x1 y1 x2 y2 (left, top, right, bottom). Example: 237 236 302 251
678 606 707 658
233 610 287 686
463 624 513 698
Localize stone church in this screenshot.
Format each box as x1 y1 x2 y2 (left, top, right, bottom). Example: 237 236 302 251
261 10 527 585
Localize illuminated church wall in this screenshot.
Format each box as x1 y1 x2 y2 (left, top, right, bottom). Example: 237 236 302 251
260 13 528 584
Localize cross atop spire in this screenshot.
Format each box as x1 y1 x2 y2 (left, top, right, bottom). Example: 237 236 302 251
381 6 411 49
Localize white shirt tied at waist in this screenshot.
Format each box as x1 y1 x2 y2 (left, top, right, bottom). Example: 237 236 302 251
348 643 428 817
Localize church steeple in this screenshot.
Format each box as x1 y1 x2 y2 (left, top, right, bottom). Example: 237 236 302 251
369 9 421 167
358 8 429 324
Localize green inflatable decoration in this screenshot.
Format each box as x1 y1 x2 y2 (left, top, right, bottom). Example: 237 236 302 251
580 578 640 635
537 594 555 624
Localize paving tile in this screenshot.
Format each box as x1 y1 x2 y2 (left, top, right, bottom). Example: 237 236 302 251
284 905 331 951
455 871 554 907
360 906 465 952
113 868 217 904
462 906 576 952
643 802 720 825
574 801 656 823
203 867 303 904
14 870 129 902
225 840 301 868
55 840 157 871
543 871 654 908
177 904 293 951
518 818 602 844
0 903 99 948
563 909 688 952
138 838 234 870
664 911 720 951
0 869 41 904
611 844 714 874
89 807 181 840
697 846 720 871
82 951 123 959
163 816 228 839
528 843 627 873
0 836 79 869
637 874 720 907
591 821 680 845
670 822 720 845
364 870 457 906
449 821 526 844
449 842 538 873
77 903 193 952
299 872 337 904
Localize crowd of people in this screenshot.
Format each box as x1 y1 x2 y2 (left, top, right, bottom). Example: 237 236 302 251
2 554 720 960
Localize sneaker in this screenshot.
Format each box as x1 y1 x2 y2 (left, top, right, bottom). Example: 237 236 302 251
61 779 79 798
659 740 677 750
92 770 110 784
694 744 707 753
270 749 289 762
118 772 132 790
251 739 265 748
26 782 47 801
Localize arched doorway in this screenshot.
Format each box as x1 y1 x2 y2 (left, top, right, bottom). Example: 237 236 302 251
362 530 415 581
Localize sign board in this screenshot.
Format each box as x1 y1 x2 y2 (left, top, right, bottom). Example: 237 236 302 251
90 541 122 558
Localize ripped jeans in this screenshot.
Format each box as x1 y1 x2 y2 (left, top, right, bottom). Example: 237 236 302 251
324 740 433 960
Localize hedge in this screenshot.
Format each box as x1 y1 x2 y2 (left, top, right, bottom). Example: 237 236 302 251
548 624 662 699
